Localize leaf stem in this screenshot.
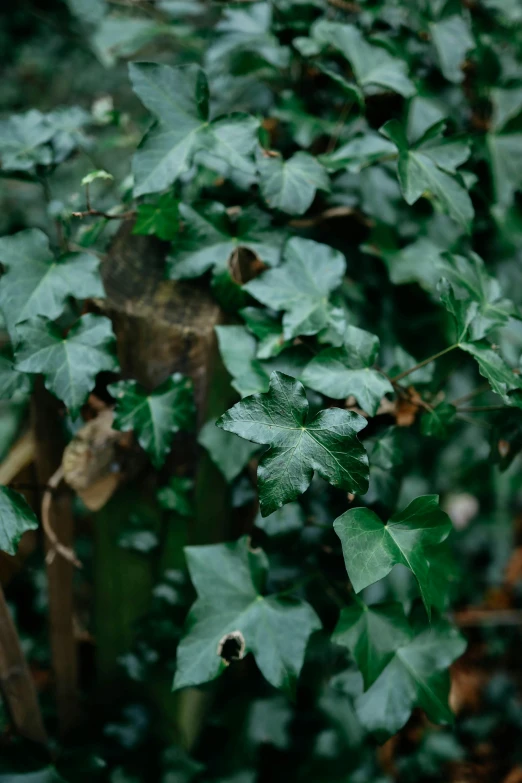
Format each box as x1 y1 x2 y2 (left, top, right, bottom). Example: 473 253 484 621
451 383 491 406
391 344 459 383
71 208 136 220
457 404 506 413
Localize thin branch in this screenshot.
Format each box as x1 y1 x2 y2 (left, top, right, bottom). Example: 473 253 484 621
453 608 522 627
451 382 490 407
290 205 373 228
327 0 361 11
391 344 459 383
458 405 506 413
71 208 136 221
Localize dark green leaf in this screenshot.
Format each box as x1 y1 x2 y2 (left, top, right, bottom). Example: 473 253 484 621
15 315 119 418
217 371 369 516
215 325 270 397
421 402 456 439
129 63 259 195
198 419 259 483
301 325 393 416
355 612 466 739
429 15 475 84
108 373 195 468
381 120 473 231
312 21 415 97
174 536 321 695
241 307 288 360
460 342 522 403
157 477 194 517
243 237 346 340
167 203 283 281
334 495 453 616
258 151 329 215
254 502 304 537
132 194 179 240
0 229 105 338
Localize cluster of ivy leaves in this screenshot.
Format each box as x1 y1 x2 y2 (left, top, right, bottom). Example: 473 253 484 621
2 0 522 780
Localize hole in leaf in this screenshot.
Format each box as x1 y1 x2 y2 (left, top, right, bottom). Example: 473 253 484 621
217 631 245 664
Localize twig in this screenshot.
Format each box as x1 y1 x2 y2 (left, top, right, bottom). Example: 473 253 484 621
290 205 373 228
71 208 136 221
457 405 506 413
326 100 355 154
41 467 82 569
391 344 459 383
451 383 490 407
327 0 361 11
453 608 522 627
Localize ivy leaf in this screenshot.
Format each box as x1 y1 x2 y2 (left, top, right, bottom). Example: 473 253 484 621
460 342 522 404
430 15 475 84
15 314 119 418
243 237 346 340
132 193 179 240
0 110 54 173
421 402 456 439
0 229 105 338
258 151 329 215
312 21 415 98
0 350 33 401
108 373 195 468
333 599 411 689
217 371 369 516
354 611 466 739
301 325 393 416
319 131 396 173
438 252 518 340
364 427 403 508
241 307 288 360
381 120 473 231
198 419 259 483
167 202 283 281
334 495 453 616
215 325 270 397
0 487 39 556
487 132 522 210
174 536 321 695
129 63 259 196
254 502 304 537
157 477 194 517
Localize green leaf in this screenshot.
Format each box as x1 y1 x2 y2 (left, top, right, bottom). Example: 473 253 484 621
487 132 522 209
0 229 105 338
0 487 39 556
258 151 329 215
129 63 259 196
438 252 518 340
334 495 453 616
215 325 270 397
198 419 259 483
0 350 33 401
460 342 522 403
364 427 403 508
157 477 194 517
0 110 54 173
217 371 369 516
354 611 466 739
381 120 473 231
301 325 393 416
429 15 475 84
333 599 412 689
319 132 396 173
421 402 456 439
81 169 113 185
174 536 321 695
312 21 415 98
167 202 283 281
243 237 346 340
132 193 179 241
15 314 119 418
108 373 195 468
254 502 304 537
241 307 288 360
